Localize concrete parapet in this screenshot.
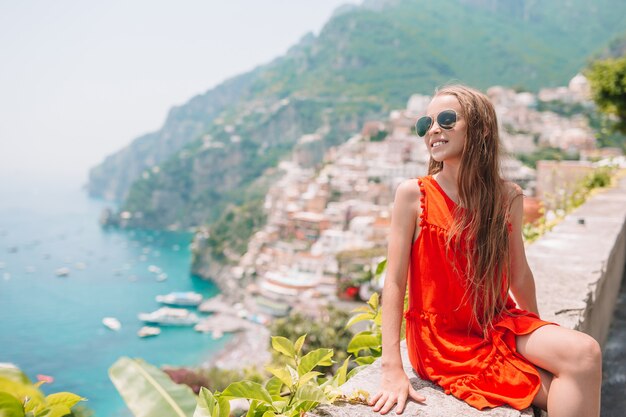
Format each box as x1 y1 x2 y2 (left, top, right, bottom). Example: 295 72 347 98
309 174 626 417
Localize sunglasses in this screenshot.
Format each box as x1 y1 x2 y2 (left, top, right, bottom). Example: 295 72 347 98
415 109 458 137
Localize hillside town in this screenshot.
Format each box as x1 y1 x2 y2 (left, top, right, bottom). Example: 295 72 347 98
193 75 622 327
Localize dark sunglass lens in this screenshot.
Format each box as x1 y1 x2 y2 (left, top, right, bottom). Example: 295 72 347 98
416 116 433 137
437 110 457 129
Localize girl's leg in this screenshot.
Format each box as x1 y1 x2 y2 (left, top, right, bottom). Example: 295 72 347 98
531 366 553 411
516 325 602 417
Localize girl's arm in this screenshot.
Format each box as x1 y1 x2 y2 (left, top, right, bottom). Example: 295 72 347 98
370 179 425 414
507 185 540 316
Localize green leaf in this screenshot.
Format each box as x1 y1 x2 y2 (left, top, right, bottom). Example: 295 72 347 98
44 392 84 410
286 366 299 386
109 357 197 417
0 391 25 417
264 377 283 399
261 411 276 417
245 400 258 417
297 349 333 375
271 400 287 413
221 381 273 406
373 310 382 327
294 384 326 405
193 388 216 417
367 293 380 311
216 396 230 417
375 259 387 277
0 378 44 406
264 366 291 388
270 336 295 358
293 334 306 354
345 313 373 329
298 371 322 386
355 356 377 366
347 332 380 354
335 358 350 386
39 404 71 417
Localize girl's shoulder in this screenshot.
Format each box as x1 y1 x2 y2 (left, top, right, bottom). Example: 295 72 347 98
503 180 523 202
395 177 422 201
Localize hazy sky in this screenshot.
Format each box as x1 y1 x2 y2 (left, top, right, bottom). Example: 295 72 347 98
0 0 352 184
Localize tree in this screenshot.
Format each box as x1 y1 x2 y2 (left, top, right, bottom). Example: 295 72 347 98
586 56 626 134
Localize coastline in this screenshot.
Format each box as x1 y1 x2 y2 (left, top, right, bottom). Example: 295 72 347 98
203 323 271 371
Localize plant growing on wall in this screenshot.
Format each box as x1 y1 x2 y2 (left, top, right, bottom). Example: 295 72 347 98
0 364 85 417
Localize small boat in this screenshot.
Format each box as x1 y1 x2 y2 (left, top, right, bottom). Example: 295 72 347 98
138 307 199 326
55 267 70 277
156 273 168 282
156 292 203 307
147 265 162 274
102 317 121 331
137 326 161 338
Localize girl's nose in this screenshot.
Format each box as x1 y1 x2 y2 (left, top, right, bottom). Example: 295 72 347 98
428 121 442 135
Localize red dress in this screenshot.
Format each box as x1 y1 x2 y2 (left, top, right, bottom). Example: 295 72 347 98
404 175 556 410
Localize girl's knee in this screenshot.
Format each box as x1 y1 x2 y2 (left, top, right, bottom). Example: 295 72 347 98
564 333 602 375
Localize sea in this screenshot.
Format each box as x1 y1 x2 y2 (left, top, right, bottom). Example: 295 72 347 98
0 176 227 417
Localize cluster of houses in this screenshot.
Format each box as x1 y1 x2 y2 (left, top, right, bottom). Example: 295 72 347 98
227 75 620 319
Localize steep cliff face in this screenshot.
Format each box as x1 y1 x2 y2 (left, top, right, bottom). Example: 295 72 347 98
87 70 260 201
119 97 382 230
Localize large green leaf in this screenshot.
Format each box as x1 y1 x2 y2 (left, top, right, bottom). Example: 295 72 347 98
264 366 291 388
42 403 72 417
264 377 283 400
193 388 216 417
367 293 380 311
44 392 84 410
220 381 273 406
270 336 295 358
0 378 44 406
374 259 387 278
109 357 197 417
0 392 24 417
345 313 373 329
293 334 306 355
347 332 380 354
296 349 333 375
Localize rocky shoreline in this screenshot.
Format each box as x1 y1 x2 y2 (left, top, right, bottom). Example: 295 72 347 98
206 323 271 371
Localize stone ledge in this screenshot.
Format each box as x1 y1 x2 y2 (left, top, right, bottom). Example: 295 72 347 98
309 174 626 417
310 343 533 417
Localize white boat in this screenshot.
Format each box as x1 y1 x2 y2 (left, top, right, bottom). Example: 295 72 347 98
102 317 121 331
55 267 70 277
137 326 161 338
138 307 199 326
156 291 203 306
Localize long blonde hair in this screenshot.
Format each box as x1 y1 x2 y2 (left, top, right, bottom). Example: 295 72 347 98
428 84 511 335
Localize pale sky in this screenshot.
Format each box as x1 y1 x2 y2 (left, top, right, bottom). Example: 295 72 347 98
0 1 353 184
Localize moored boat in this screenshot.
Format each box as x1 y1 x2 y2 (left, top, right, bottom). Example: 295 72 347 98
102 317 121 331
156 291 203 306
55 267 70 277
137 326 161 338
138 307 199 326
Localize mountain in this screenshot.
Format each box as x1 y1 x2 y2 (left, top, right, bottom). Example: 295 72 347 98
89 0 626 229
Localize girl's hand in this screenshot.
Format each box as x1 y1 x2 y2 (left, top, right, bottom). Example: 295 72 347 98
369 366 426 414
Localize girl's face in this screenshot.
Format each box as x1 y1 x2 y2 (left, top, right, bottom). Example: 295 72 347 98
423 94 467 164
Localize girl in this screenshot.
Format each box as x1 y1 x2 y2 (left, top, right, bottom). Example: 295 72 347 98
369 85 602 416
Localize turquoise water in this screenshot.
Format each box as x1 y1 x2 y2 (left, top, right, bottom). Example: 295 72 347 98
0 177 227 417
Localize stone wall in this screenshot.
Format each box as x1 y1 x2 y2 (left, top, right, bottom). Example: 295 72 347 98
310 174 626 417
